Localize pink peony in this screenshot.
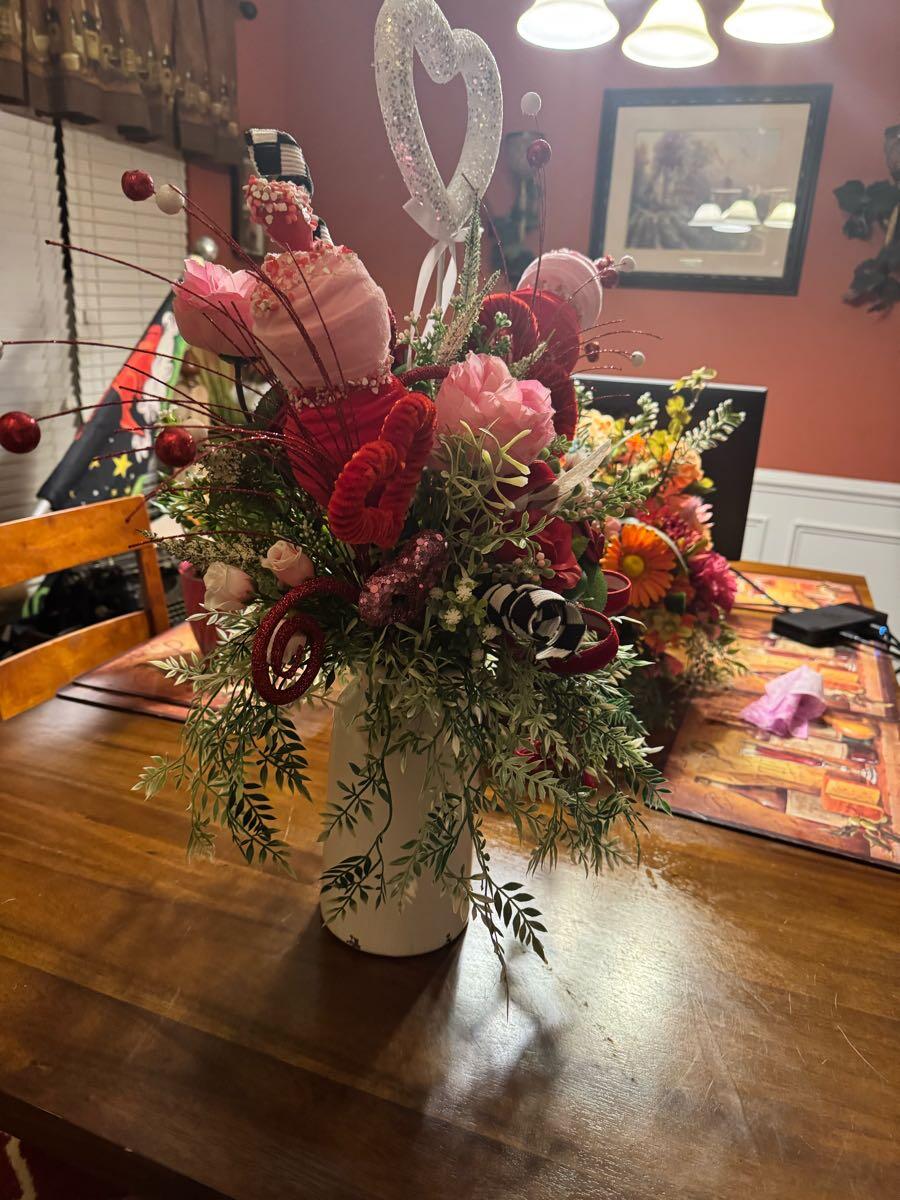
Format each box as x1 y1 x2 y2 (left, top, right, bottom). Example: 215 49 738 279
433 352 554 469
690 551 737 617
260 540 315 588
173 259 257 358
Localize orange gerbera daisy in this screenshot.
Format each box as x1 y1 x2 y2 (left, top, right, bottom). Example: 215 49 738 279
603 524 675 607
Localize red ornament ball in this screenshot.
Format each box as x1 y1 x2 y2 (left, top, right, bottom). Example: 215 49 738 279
599 267 620 288
121 170 155 202
155 426 197 468
526 138 552 170
0 410 41 454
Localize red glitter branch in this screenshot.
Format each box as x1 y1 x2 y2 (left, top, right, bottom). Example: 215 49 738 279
250 578 359 705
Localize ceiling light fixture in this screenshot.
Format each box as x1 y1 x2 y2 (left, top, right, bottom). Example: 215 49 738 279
688 202 724 227
622 0 719 68
713 198 761 232
516 0 620 50
723 0 834 45
763 200 797 229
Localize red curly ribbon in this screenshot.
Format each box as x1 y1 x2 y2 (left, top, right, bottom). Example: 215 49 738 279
547 606 619 676
327 390 435 548
602 570 632 616
251 578 358 705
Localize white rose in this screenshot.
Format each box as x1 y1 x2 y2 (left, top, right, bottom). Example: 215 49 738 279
260 540 314 588
202 561 254 612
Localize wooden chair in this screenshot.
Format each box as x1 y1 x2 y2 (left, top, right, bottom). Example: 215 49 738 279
0 496 169 719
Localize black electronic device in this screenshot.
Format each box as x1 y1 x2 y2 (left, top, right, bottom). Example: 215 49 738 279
772 603 889 648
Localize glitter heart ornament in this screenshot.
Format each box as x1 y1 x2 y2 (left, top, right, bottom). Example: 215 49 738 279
375 0 503 240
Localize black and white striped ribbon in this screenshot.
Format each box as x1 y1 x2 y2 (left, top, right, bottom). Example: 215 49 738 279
314 216 333 246
483 582 586 662
244 128 314 194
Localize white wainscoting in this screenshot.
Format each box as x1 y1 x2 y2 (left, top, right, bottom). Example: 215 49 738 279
745 468 900 630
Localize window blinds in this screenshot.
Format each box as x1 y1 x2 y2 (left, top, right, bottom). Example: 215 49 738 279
0 111 73 522
61 126 187 408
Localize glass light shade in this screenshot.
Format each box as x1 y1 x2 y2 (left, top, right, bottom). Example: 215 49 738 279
622 0 719 68
517 0 619 49
764 200 797 229
688 202 723 227
723 0 834 45
720 198 760 226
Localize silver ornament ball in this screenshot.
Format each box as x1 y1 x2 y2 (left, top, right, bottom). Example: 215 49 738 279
630 349 646 367
618 254 637 273
192 235 219 261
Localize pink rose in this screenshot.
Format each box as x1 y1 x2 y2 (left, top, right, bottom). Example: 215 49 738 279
202 562 255 612
260 540 315 588
173 259 257 359
433 352 555 469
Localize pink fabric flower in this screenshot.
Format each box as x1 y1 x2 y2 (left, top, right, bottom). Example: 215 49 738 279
260 540 315 588
202 562 255 612
666 494 713 537
690 551 737 617
173 259 257 358
433 352 554 468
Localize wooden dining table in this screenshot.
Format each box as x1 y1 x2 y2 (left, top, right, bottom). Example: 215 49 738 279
1 587 898 1197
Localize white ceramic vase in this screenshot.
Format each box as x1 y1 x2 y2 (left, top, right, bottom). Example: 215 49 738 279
319 681 473 956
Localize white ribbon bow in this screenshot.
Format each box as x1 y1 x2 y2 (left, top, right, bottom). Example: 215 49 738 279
405 198 466 323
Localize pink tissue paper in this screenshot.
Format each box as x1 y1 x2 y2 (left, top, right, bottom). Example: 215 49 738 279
741 664 827 739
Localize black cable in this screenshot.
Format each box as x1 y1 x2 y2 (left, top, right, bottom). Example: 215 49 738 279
729 566 810 612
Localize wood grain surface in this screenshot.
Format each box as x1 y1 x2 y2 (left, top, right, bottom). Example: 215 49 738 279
0 694 897 1199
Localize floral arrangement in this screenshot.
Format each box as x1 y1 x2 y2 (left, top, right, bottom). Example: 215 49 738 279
576 371 745 728
0 1 740 972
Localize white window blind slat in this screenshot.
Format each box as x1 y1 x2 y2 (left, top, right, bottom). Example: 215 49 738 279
62 125 187 409
0 111 74 521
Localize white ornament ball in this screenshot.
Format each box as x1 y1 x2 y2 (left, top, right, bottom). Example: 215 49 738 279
618 254 637 273
155 184 185 215
630 349 646 367
521 91 542 117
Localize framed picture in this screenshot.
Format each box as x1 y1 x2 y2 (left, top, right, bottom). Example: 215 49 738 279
590 85 831 294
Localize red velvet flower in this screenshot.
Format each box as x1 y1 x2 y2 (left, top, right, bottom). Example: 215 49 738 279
473 293 540 359
327 390 436 548
283 376 406 507
495 511 582 593
576 519 605 565
513 288 581 377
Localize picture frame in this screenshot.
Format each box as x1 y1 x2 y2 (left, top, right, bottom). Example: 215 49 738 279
590 85 832 295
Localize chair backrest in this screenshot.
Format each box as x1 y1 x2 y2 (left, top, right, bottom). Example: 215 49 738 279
0 496 169 719
576 373 767 560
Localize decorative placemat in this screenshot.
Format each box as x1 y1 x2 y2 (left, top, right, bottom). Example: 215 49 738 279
665 571 899 869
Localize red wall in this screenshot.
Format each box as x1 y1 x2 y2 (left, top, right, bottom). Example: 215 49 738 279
189 0 900 483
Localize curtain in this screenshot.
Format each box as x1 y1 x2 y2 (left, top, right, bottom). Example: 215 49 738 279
0 0 242 162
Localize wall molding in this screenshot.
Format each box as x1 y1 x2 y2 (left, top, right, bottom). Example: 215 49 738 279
747 468 900 626
753 467 900 508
